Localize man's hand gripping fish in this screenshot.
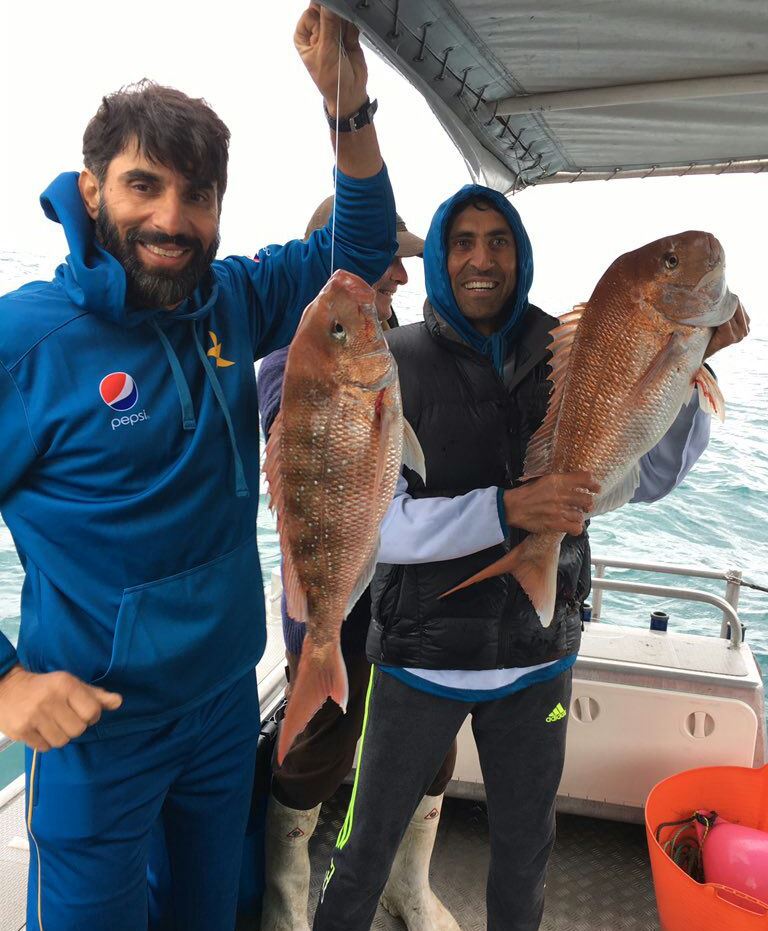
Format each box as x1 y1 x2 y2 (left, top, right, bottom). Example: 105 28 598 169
444 231 742 627
264 270 425 765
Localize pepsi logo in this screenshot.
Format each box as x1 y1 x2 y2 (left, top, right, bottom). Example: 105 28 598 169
99 372 139 412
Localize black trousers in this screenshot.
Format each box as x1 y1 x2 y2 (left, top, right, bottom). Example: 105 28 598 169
313 666 573 931
272 651 456 810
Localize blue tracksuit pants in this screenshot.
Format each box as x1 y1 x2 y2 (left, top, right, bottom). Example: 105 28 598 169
24 671 260 931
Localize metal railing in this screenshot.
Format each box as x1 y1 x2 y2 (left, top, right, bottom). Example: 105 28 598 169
590 556 744 648
0 560 749 760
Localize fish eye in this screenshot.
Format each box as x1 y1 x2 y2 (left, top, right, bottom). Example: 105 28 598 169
331 321 346 341
664 252 679 270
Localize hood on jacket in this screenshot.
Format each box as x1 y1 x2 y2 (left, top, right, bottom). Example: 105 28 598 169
423 184 534 371
40 171 218 329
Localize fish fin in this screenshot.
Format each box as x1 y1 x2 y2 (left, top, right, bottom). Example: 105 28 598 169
441 534 562 628
524 305 586 478
277 638 348 765
262 408 283 512
282 554 310 624
262 411 309 622
344 542 379 619
557 303 587 326
693 366 725 422
341 388 402 621
590 462 641 517
373 386 403 507
402 418 426 483
628 332 686 407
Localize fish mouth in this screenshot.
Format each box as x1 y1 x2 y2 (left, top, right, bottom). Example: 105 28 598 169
693 265 725 293
677 274 738 328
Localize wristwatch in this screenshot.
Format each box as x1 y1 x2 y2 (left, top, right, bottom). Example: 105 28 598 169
324 97 378 132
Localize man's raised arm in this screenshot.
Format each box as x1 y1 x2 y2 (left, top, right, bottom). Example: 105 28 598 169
295 4 383 178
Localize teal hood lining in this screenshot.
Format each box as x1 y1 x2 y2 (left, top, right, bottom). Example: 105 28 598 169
41 171 249 497
423 184 534 372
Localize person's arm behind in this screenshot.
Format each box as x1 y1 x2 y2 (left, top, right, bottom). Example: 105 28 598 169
633 298 751 503
632 390 710 503
257 347 290 441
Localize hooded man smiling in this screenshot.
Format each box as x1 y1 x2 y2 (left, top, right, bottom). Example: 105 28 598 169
311 184 745 931
0 6 398 931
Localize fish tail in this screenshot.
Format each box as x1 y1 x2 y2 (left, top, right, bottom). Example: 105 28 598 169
440 534 562 628
276 636 349 766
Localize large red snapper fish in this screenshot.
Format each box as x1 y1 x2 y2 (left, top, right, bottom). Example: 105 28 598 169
444 231 741 627
264 270 424 765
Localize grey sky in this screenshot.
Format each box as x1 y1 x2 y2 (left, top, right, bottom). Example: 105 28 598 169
1 0 765 327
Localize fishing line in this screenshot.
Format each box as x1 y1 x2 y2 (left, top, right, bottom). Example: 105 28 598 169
329 23 344 276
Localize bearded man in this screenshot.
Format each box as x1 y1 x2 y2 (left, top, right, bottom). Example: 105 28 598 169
0 6 397 930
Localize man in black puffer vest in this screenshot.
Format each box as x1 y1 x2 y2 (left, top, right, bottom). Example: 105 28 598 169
314 185 716 931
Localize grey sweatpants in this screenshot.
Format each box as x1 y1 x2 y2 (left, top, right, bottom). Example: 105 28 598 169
313 665 573 931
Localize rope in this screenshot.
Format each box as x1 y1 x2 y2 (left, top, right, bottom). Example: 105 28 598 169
655 811 717 882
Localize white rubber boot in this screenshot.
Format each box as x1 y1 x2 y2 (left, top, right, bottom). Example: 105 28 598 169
380 793 460 931
261 796 321 931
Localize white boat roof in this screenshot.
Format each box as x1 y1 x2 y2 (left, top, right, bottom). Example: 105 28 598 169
324 0 768 192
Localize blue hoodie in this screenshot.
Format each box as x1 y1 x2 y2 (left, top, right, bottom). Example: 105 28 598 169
0 167 396 737
423 184 534 372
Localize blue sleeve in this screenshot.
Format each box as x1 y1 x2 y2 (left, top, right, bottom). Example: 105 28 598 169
256 347 289 438
632 390 711 503
226 164 397 362
0 362 38 674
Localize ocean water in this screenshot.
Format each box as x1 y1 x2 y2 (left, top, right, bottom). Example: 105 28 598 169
0 252 766 736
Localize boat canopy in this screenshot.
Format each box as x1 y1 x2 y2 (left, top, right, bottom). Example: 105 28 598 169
323 0 768 192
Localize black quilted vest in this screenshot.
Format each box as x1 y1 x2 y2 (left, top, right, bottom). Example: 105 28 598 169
367 302 591 670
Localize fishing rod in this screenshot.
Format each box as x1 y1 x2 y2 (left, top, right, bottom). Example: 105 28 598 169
739 578 768 596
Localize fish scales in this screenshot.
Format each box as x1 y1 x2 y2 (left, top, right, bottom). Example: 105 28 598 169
553 296 700 493
280 379 400 643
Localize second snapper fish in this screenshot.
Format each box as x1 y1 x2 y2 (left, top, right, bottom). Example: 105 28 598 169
444 231 741 626
264 270 424 765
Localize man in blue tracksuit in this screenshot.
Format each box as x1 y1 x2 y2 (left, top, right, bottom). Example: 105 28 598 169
0 7 397 930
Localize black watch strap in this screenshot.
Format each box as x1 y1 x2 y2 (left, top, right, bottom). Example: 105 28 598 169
324 97 378 133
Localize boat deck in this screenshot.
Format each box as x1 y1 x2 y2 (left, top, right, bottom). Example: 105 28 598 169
0 789 26 931
305 787 661 931
2 781 661 931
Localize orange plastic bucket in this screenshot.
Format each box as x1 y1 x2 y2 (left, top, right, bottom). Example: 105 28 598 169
646 764 768 931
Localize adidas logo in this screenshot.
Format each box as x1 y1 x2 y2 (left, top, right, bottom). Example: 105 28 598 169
546 702 567 723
